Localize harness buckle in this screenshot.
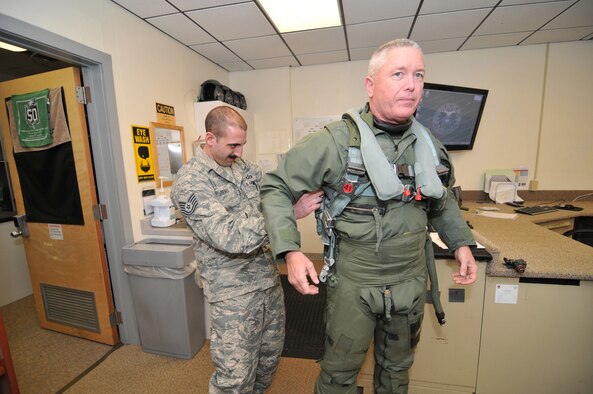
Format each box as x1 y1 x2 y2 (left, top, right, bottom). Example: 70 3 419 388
395 164 415 178
346 162 366 176
321 209 334 230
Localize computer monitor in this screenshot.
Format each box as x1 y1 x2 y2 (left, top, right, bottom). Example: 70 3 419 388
414 82 489 151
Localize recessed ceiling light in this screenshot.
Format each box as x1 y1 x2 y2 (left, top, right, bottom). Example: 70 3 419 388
259 0 341 33
0 41 27 52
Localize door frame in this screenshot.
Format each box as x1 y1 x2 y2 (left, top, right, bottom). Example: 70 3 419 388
0 14 139 344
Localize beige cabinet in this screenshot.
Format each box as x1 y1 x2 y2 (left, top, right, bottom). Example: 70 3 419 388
476 277 593 394
357 259 487 393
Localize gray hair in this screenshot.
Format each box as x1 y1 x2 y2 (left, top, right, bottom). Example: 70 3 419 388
368 39 423 77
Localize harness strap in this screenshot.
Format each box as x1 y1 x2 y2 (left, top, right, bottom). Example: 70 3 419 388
425 235 446 326
344 108 446 201
344 111 404 200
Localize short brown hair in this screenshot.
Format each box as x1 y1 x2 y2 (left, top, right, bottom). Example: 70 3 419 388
205 106 247 138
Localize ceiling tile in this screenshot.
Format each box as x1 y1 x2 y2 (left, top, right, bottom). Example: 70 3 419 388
347 18 414 49
544 0 593 29
417 37 466 53
521 26 593 45
420 0 498 14
499 0 567 5
224 35 292 60
146 13 214 45
186 3 275 41
342 0 420 25
282 27 346 55
247 56 299 69
219 61 254 72
168 0 245 12
462 31 531 50
106 0 589 71
411 9 491 41
350 46 378 61
297 50 349 66
190 42 241 63
475 2 573 35
112 0 177 18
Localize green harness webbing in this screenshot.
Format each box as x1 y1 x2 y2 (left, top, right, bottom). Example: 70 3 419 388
317 109 447 325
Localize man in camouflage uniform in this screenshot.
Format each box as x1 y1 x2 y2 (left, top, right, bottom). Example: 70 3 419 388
171 106 320 393
261 39 478 393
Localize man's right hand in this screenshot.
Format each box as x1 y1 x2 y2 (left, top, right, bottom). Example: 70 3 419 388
285 251 319 295
293 190 323 220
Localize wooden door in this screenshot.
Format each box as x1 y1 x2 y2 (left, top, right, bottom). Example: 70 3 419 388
0 67 118 345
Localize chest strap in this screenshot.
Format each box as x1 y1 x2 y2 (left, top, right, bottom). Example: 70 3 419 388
344 109 446 201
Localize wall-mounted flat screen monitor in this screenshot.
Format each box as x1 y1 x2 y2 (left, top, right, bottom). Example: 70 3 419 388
414 82 488 151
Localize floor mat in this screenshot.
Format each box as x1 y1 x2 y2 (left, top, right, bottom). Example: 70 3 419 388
281 275 326 360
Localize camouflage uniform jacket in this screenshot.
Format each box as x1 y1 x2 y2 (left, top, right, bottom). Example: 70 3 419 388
171 146 279 302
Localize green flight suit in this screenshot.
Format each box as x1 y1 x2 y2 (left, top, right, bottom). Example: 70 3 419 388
261 105 474 393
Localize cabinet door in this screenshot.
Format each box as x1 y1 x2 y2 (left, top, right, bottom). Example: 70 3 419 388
477 278 593 393
409 260 485 393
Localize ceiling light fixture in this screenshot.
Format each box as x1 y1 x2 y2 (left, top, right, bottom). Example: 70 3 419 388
0 41 27 52
259 0 341 33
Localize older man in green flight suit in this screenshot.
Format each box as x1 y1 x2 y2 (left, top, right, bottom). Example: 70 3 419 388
261 39 478 394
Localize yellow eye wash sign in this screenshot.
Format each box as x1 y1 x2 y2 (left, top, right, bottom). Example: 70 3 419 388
132 125 155 182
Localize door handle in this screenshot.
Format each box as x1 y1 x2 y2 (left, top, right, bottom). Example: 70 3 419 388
11 214 29 238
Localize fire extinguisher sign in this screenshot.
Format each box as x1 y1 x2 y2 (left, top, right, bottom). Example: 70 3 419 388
132 125 155 182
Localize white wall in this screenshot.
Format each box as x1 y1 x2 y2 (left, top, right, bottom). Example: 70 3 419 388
538 41 593 190
232 41 593 194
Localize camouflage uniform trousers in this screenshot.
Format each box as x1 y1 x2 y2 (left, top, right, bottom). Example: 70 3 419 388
209 283 285 393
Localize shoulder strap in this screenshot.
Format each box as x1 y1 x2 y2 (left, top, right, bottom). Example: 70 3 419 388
344 109 405 200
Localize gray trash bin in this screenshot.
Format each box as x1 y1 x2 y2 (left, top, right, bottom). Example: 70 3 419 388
122 238 204 359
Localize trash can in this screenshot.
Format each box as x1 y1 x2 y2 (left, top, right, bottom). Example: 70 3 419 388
122 238 204 359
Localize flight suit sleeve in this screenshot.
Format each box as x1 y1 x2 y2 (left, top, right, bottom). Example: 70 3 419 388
428 143 476 250
261 128 344 259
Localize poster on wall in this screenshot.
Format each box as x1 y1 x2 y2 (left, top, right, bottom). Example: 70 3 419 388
293 115 339 144
132 125 155 182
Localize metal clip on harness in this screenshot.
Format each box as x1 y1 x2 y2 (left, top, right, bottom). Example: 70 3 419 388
319 210 336 283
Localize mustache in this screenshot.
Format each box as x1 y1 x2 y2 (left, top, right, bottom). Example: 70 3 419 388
228 154 238 160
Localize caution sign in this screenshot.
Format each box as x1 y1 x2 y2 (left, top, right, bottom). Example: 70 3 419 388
132 125 155 182
156 102 176 125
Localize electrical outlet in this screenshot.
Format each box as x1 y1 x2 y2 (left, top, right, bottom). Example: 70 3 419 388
142 188 156 215
529 180 539 191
